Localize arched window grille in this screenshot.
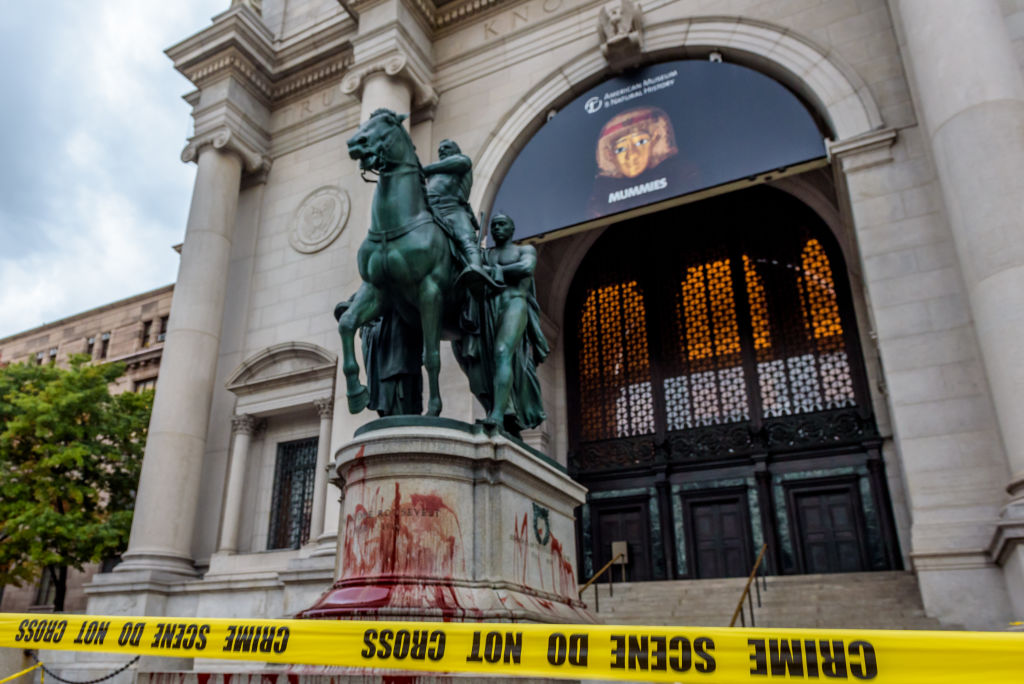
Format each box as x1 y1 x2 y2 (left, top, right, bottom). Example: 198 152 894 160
567 188 876 473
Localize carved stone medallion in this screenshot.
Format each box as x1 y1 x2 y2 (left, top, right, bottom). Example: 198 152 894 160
288 186 350 254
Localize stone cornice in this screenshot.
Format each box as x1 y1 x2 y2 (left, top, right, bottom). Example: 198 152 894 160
348 0 514 32
827 128 899 173
168 3 355 107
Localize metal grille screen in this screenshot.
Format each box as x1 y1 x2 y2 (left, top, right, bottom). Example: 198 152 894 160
570 190 869 470
267 436 318 550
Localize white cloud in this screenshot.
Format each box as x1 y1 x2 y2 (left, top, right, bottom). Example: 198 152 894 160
0 0 226 338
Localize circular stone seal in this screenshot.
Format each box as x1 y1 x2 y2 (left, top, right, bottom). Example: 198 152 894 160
288 186 350 254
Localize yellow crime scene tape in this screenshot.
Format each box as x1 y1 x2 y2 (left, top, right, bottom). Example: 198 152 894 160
3 612 1024 683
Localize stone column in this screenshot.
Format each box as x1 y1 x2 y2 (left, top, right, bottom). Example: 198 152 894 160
219 414 257 553
895 0 1024 613
310 398 334 543
118 142 245 575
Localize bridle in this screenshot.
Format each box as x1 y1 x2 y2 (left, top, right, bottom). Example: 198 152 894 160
358 119 419 183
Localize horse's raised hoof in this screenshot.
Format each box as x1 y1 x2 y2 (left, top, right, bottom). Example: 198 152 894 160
347 387 370 414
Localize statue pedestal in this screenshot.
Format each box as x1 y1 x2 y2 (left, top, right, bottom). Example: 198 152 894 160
298 418 595 623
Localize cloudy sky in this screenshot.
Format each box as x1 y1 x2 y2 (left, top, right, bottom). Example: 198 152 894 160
0 1 227 339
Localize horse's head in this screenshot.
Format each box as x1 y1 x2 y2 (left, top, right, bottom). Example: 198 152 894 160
347 108 411 172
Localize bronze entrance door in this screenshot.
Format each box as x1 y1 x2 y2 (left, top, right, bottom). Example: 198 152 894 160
594 503 653 582
790 482 869 573
687 493 751 578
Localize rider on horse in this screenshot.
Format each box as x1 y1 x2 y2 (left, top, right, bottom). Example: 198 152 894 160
424 139 482 269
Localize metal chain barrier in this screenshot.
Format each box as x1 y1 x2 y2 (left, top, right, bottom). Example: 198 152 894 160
30 655 139 684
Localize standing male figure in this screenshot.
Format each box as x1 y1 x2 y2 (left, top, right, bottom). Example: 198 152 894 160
423 139 483 270
478 212 550 434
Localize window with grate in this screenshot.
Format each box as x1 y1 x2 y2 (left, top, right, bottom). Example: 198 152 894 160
267 437 318 550
568 188 872 471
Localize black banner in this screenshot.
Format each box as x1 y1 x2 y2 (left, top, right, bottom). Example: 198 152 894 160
491 60 827 242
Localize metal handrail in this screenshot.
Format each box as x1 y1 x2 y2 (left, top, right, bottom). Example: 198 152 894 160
578 552 625 596
729 543 768 627
578 552 625 612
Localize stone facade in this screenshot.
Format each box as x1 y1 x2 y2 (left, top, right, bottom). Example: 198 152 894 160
25 1 1024 669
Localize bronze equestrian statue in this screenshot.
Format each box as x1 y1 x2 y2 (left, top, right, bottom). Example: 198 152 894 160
337 108 548 436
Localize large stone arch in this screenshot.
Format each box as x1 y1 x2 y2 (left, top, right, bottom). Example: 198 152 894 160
490 17 889 466
470 15 884 219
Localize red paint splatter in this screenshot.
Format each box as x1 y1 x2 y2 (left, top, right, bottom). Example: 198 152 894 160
355 445 365 459
300 480 473 619
549 533 577 596
197 675 210 684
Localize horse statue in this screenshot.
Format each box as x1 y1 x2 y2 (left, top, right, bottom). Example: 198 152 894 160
338 108 472 417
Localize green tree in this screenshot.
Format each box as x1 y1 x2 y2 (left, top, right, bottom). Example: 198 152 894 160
0 356 152 611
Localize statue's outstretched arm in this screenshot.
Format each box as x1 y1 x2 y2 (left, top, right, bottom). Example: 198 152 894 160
423 154 472 175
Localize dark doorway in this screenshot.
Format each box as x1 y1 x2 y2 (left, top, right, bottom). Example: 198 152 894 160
790 482 868 573
686 493 751 578
594 503 653 582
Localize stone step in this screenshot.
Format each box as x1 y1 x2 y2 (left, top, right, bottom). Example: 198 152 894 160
587 571 955 630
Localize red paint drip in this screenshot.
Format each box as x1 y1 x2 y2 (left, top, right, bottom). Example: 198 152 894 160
196 675 210 684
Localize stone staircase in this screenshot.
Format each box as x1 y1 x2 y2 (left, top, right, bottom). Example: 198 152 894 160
584 571 954 630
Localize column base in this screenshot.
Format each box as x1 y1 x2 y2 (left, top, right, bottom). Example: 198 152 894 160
115 550 199 577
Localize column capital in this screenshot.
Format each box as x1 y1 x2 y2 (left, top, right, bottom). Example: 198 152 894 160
341 50 438 111
181 125 272 178
313 397 335 419
827 128 898 174
231 413 258 435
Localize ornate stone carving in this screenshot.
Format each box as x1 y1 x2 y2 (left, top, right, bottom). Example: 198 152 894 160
340 52 439 110
181 126 272 177
597 0 644 71
288 186 350 254
313 397 334 419
231 414 257 435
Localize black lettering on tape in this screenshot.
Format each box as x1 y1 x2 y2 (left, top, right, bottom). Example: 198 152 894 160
466 631 483 662
428 631 445 661
568 634 588 667
650 636 667 671
362 629 377 658
849 641 877 680
749 639 767 676
628 635 648 670
484 632 501 663
410 630 429 659
152 624 165 649
394 630 410 660
669 636 691 673
695 637 716 673
610 635 626 669
770 639 804 677
804 639 820 678
378 629 394 659
273 626 288 654
548 633 567 665
820 640 848 678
